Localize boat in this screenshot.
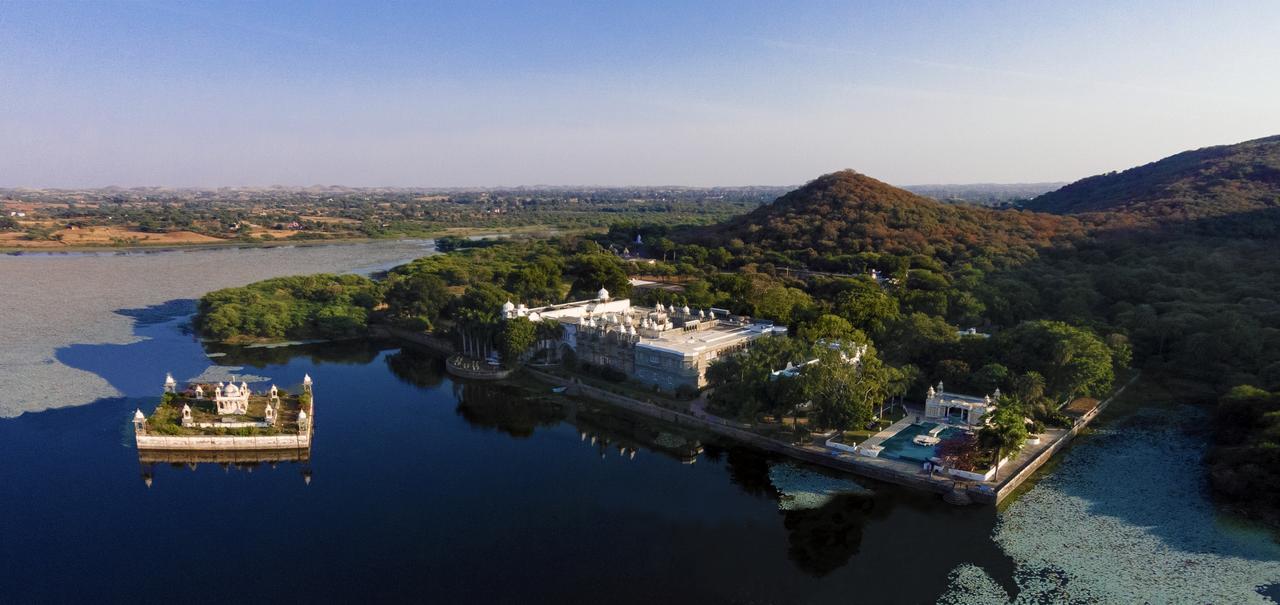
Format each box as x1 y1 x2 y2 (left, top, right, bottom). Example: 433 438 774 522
913 434 941 446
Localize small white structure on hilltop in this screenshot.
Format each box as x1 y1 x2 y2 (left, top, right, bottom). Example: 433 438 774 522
924 382 997 426
163 373 177 394
214 380 251 415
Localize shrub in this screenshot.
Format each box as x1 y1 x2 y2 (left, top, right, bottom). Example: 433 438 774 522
674 384 699 400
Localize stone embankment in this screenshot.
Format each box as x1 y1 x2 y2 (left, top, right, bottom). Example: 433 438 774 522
135 433 313 450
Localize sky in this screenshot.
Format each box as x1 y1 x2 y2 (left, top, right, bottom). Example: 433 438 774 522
1 0 1278 188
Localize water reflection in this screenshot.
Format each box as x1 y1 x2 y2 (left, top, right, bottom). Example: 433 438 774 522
46 337 1024 603
137 448 313 487
385 346 446 388
571 404 706 464
452 381 564 438
706 443 780 500
204 338 390 368
784 493 883 576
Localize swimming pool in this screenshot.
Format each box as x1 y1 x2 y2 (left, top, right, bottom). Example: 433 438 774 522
879 423 964 463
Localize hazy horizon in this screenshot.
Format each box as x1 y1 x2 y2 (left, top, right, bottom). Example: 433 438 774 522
2 1 1277 188
0 179 1071 191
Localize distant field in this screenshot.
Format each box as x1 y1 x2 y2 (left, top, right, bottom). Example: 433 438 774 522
0 211 327 249
0 225 231 248
299 215 362 225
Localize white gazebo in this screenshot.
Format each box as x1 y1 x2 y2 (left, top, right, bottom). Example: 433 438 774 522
924 382 997 426
214 381 251 415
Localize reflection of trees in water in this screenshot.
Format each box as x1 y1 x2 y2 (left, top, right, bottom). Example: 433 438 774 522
203 339 390 367
783 493 882 577
707 444 780 500
708 442 885 578
385 347 446 388
453 382 564 438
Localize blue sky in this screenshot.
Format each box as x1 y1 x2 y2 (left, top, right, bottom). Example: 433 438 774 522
1 1 1277 187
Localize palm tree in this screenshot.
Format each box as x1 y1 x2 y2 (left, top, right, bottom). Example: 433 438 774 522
977 402 1028 481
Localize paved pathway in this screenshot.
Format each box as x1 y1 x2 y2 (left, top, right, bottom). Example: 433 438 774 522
859 414 919 450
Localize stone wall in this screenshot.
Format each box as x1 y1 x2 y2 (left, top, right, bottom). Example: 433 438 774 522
136 433 312 450
989 373 1138 503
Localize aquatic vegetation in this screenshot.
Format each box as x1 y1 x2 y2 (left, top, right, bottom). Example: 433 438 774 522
185 366 271 386
0 241 430 416
941 407 1280 603
768 461 872 511
937 565 1011 604
653 431 694 450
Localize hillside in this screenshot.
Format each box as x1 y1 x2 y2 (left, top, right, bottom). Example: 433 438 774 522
707 170 1083 269
1028 135 1280 222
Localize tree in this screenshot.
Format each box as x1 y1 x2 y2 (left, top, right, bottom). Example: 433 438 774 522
883 364 918 419
705 336 808 421
568 253 631 299
1010 371 1046 403
882 312 960 366
1105 333 1133 373
452 284 507 358
796 314 859 344
996 320 1114 401
833 279 900 337
978 399 1028 480
497 317 537 367
936 359 972 390
751 284 813 325
971 363 1010 393
804 347 888 432
385 273 451 328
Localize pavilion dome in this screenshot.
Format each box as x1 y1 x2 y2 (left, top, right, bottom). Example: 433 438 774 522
597 287 610 300
502 300 516 312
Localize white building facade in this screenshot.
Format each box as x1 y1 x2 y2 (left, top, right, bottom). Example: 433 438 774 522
923 381 997 426
502 290 784 392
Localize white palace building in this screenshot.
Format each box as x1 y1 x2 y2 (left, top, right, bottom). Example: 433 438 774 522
502 288 784 392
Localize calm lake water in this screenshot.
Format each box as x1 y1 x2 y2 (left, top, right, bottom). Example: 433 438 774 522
3 244 1279 604
0 330 1015 604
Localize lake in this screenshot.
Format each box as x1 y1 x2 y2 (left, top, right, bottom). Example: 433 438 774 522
0 240 435 417
2 243 1278 604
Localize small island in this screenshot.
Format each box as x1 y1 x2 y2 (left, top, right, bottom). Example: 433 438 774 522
133 373 315 450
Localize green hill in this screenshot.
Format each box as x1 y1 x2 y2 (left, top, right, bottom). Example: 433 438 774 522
708 170 1082 269
1028 135 1280 222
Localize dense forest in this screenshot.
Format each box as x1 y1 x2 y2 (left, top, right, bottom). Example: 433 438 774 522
196 274 382 342
706 171 1084 272
689 137 1280 521
1026 134 1280 225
